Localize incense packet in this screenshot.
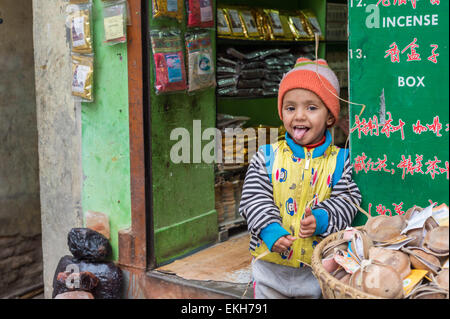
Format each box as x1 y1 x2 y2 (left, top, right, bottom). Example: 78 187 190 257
432 203 449 226
263 9 284 40
263 9 292 41
71 54 94 102
254 9 271 40
67 2 94 55
186 0 214 28
150 29 187 94
185 31 216 92
223 8 245 39
279 13 295 41
238 9 262 39
152 0 183 22
334 249 360 274
301 9 324 40
217 8 232 37
403 269 429 295
288 12 314 40
102 0 128 45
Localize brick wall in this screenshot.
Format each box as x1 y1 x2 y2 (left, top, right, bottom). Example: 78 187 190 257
0 234 43 298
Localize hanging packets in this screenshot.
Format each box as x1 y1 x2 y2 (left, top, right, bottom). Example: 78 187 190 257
217 8 232 37
72 55 94 102
301 9 324 40
185 32 216 92
186 0 214 28
288 12 314 40
238 9 262 39
150 29 187 94
152 0 183 22
66 1 94 55
102 0 128 45
223 8 245 39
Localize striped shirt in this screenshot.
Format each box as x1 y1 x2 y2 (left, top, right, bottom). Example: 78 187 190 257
239 147 362 251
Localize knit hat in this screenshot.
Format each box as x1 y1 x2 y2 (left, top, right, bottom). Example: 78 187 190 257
278 57 340 125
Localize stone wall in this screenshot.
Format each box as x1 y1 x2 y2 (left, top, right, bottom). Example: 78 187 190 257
0 0 43 298
32 0 84 298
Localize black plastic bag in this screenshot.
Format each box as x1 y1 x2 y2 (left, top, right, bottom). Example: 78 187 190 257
68 228 112 261
52 255 123 299
53 270 99 296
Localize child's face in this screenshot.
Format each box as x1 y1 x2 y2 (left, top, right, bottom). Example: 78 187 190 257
281 89 334 146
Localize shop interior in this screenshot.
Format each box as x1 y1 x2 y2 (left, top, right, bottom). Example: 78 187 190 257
152 0 350 298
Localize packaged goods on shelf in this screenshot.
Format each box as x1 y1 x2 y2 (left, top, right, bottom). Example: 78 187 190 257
326 3 348 24
152 0 183 22
216 6 323 42
217 47 311 98
301 9 324 40
326 22 347 41
253 9 271 40
223 7 246 39
288 12 315 40
241 61 265 70
238 9 263 39
217 77 238 88
217 8 233 37
237 79 262 89
150 29 187 94
263 9 293 41
217 87 238 96
239 68 266 79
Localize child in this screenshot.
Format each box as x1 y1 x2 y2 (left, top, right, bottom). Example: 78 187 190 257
239 57 362 299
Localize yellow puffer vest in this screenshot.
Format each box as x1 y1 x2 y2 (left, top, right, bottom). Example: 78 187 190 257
251 139 340 268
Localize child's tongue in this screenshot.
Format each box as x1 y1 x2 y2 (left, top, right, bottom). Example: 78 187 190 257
293 127 308 141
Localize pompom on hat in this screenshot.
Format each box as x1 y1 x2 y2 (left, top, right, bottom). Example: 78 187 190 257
278 57 340 126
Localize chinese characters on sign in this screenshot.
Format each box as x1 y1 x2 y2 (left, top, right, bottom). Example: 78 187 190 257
384 38 439 63
377 0 440 9
349 0 448 218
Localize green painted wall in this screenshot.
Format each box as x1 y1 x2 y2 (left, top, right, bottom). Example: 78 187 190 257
149 2 218 265
81 0 132 261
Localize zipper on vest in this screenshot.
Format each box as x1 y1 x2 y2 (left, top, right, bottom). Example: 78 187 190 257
305 151 311 170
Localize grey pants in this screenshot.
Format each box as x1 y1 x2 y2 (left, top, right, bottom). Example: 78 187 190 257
252 259 322 299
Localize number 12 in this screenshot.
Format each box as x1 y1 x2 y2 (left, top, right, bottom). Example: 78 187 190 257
350 0 363 7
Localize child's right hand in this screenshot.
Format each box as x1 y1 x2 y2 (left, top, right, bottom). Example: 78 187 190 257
271 235 297 253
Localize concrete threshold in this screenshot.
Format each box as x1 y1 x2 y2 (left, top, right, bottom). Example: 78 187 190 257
146 270 253 299
145 232 254 299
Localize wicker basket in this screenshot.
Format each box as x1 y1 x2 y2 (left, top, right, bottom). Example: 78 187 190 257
311 228 383 299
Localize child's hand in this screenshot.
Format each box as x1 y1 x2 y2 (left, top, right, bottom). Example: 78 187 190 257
299 207 316 238
272 235 297 253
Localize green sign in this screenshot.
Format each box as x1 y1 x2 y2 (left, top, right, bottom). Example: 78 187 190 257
348 0 449 225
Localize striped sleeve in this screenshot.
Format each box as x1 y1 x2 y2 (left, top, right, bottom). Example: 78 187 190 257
313 156 362 237
239 148 282 242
